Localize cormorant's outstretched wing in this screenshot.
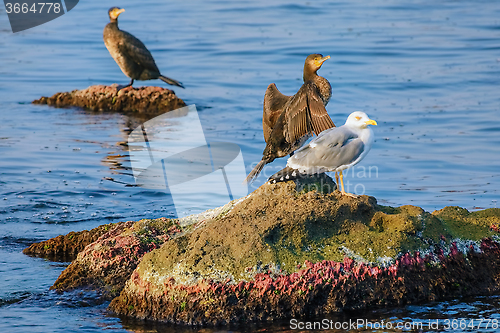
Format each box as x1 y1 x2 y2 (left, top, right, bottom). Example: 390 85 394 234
307 84 335 135
284 83 335 145
263 83 291 143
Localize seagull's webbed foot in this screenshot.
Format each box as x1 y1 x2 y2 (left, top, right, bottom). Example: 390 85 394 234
342 191 359 198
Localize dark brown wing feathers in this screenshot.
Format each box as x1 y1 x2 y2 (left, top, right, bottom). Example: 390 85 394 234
306 85 335 135
283 83 333 144
263 83 291 143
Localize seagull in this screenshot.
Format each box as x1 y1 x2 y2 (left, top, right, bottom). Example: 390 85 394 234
245 54 335 184
269 111 377 196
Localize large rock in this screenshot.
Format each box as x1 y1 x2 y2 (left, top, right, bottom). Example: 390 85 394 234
33 85 186 114
105 182 500 325
26 179 500 324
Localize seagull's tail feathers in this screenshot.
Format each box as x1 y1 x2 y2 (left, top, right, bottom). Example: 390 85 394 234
268 166 301 184
159 75 185 88
244 159 268 185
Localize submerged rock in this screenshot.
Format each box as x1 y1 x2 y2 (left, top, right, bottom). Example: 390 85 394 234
32 85 186 114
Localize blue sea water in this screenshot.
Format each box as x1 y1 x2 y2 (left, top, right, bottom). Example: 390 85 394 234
0 0 499 332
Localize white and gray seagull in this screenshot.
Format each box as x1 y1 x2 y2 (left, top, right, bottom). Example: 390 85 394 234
269 111 377 196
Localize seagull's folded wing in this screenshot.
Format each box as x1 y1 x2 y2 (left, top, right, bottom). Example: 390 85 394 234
290 127 365 171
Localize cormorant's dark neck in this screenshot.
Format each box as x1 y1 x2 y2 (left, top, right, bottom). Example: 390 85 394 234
109 18 118 25
105 20 119 32
303 67 318 82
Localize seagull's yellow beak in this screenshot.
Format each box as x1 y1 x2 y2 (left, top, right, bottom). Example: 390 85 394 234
365 119 377 126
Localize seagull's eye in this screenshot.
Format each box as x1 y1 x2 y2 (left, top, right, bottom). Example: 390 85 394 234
355 116 361 121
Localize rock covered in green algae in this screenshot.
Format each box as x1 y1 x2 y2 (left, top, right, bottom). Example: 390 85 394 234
433 206 500 240
32 85 186 114
112 240 500 325
112 182 450 288
29 178 500 325
108 181 500 325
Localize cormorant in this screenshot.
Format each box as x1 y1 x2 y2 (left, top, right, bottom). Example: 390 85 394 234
245 54 335 184
103 7 184 89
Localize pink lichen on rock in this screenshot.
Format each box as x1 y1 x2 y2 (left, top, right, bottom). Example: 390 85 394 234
110 238 500 326
51 217 183 297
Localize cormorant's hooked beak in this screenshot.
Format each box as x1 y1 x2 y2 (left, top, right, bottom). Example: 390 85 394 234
110 7 125 20
365 119 377 126
316 55 330 67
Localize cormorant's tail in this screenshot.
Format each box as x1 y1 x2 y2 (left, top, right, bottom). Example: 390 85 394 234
244 159 267 185
268 166 300 184
159 75 185 88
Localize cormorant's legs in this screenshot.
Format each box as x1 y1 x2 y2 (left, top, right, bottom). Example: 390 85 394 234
117 79 134 92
